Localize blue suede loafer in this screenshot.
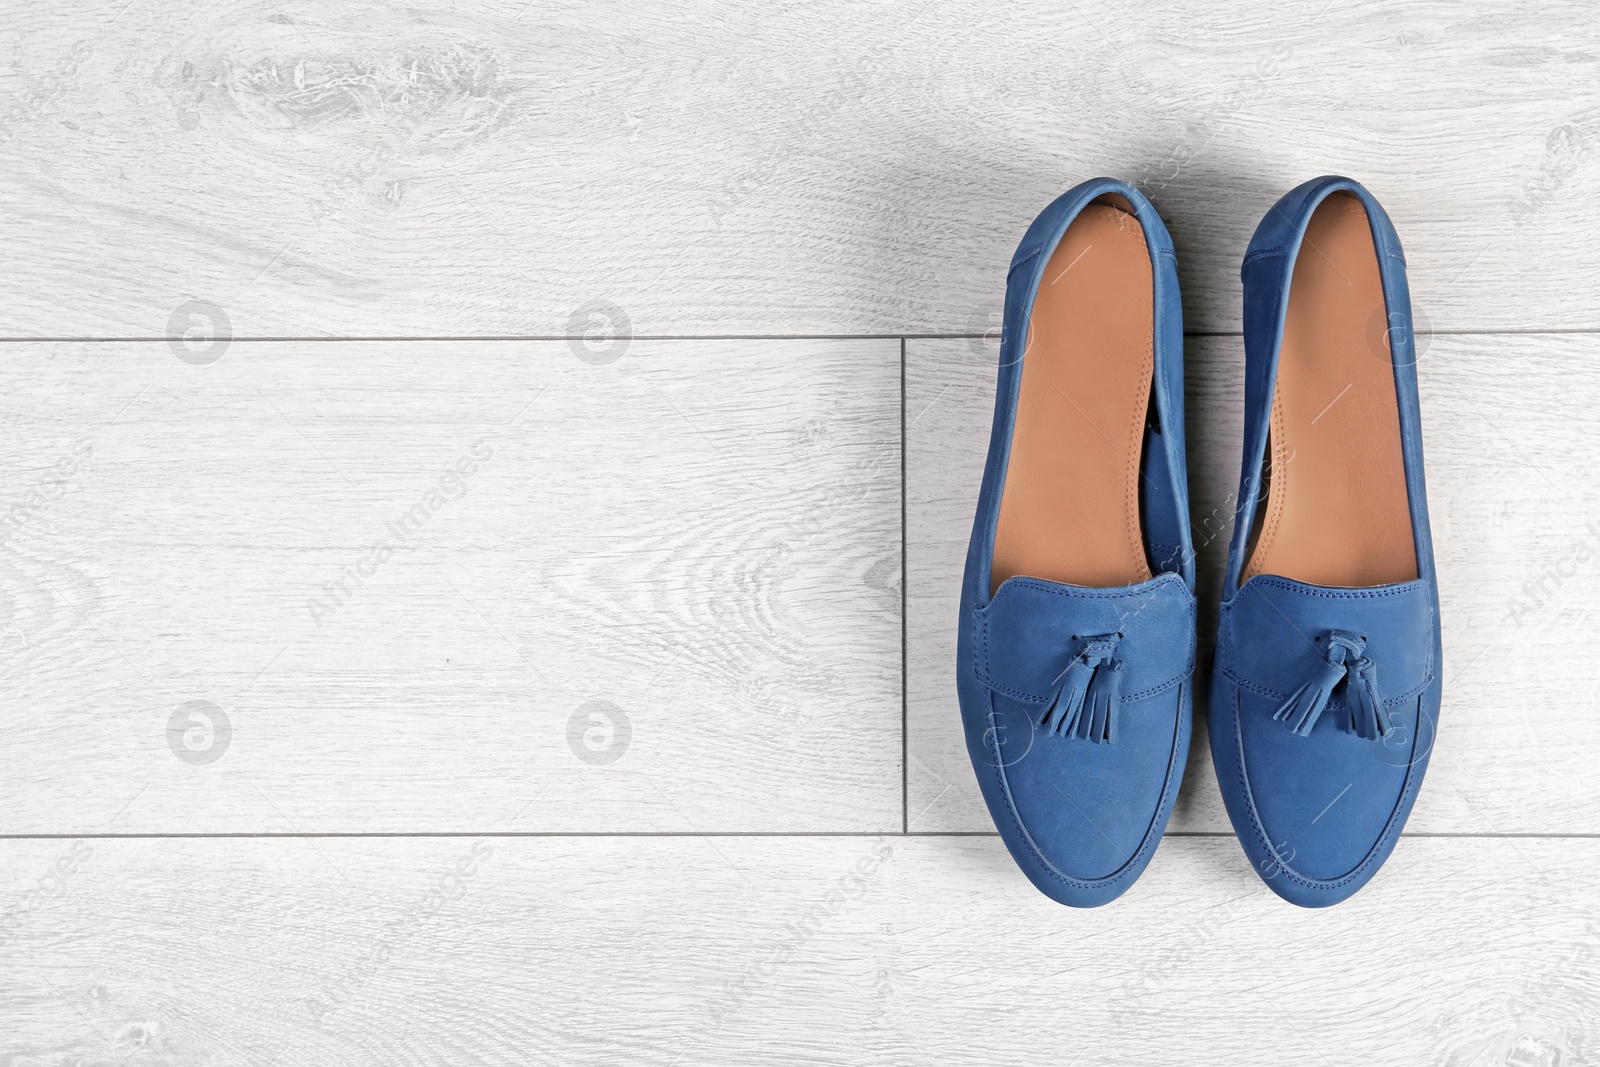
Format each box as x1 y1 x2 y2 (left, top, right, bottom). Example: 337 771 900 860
957 178 1195 908
1210 176 1443 907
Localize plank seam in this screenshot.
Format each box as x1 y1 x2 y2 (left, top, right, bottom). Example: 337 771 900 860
5 328 1600 343
0 832 1590 840
901 336 909 836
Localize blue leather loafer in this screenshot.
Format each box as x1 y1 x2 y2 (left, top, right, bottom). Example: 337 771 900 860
1210 176 1443 907
957 178 1195 908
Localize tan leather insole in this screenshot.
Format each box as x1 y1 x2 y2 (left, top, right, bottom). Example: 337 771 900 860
992 201 1154 594
1242 191 1418 586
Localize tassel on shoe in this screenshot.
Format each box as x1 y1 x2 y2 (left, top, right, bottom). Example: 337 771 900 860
1081 659 1125 744
1272 630 1389 740
1271 651 1349 737
1346 655 1390 740
1039 654 1094 737
1040 635 1121 741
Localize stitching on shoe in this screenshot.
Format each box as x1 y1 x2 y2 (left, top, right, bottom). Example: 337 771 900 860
973 576 1196 703
1126 303 1155 577
1243 246 1287 265
986 683 1186 893
989 573 1194 605
1243 405 1289 582
1222 666 1434 709
1248 577 1427 600
983 662 1194 706
1219 583 1436 708
1010 244 1045 274
1230 682 1428 892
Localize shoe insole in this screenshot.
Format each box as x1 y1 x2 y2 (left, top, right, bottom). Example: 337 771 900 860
992 200 1154 594
1242 191 1418 586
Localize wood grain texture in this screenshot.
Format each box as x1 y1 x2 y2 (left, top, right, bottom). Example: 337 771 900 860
908 334 1600 833
0 6 1590 1057
1 1 1598 336
1 835 1595 1065
0 339 902 833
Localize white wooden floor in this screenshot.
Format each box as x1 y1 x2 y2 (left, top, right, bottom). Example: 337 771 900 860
2 2 1597 1064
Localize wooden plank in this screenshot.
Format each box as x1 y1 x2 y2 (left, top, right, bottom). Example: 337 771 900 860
0 338 903 833
1 835 1595 1064
908 334 1600 833
1 1 1597 336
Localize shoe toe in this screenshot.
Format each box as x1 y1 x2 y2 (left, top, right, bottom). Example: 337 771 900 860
981 688 1185 907
1219 680 1436 906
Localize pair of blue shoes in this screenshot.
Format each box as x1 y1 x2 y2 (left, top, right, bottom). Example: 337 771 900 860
957 176 1441 907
